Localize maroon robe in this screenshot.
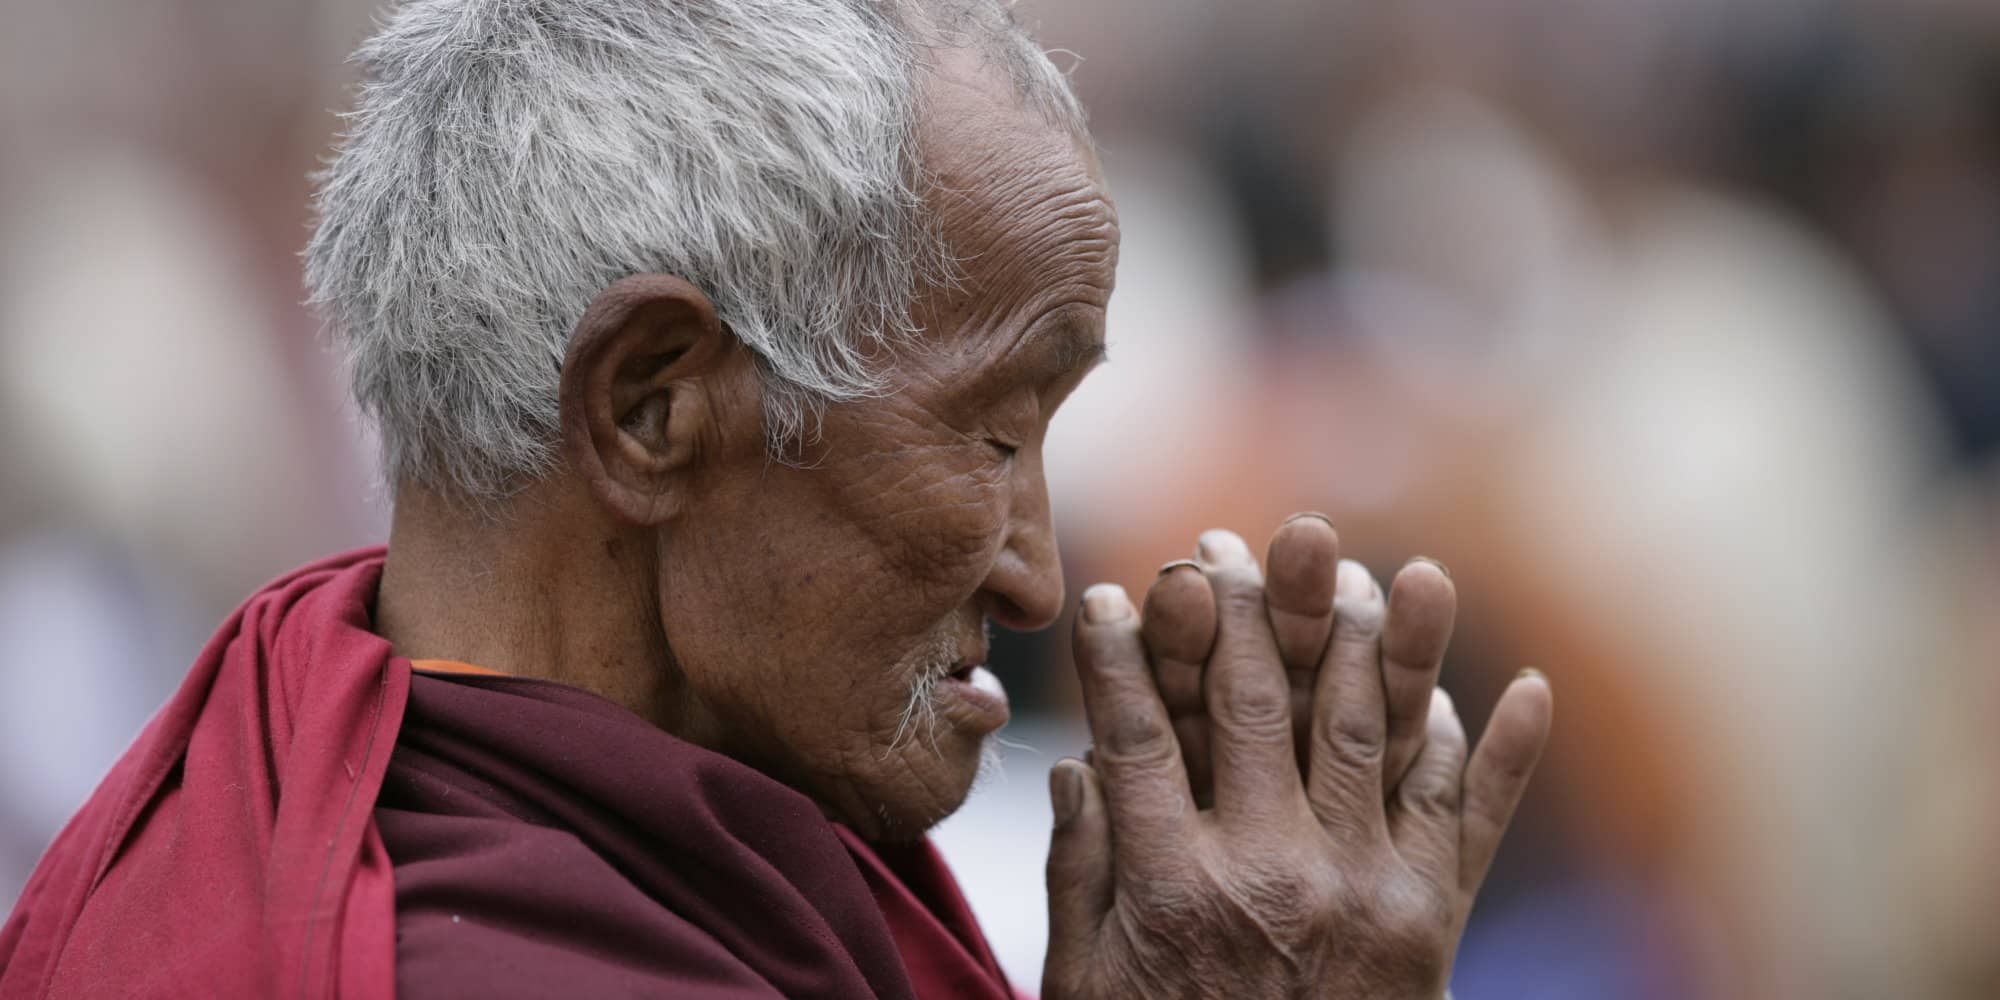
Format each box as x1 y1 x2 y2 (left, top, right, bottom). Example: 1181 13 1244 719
0 548 1018 999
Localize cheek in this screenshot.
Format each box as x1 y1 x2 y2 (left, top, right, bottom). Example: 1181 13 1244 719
655 455 1005 702
806 399 1020 618
852 456 1010 614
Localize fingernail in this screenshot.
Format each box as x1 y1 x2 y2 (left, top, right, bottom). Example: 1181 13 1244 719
1196 529 1250 564
1517 666 1547 684
1081 583 1131 623
1281 511 1335 531
1051 761 1084 827
1409 555 1451 579
1157 559 1201 578
1336 559 1374 600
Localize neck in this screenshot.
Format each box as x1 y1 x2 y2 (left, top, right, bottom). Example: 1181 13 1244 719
375 482 691 732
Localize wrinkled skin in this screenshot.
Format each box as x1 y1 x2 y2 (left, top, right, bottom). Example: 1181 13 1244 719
377 36 1551 998
382 43 1117 843
631 46 1118 841
1044 519 1552 999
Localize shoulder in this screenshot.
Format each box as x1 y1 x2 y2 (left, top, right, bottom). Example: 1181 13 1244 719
379 797 782 999
391 874 784 1000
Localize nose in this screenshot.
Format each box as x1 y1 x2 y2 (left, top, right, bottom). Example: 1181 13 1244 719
978 459 1065 631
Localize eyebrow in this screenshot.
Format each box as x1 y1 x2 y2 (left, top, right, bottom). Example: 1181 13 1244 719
1026 311 1108 386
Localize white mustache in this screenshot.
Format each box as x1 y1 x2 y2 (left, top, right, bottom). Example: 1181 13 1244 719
887 626 957 757
885 619 996 761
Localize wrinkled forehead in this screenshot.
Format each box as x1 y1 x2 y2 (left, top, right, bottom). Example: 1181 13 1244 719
915 42 1106 205
912 45 1117 308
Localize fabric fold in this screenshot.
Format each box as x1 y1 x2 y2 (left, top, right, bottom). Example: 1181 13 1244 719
0 548 408 999
2 547 1019 1000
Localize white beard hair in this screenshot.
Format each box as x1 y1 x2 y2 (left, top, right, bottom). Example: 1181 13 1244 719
886 626 958 759
885 620 1006 782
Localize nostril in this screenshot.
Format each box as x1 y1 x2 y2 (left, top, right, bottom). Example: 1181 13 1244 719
983 592 1029 630
981 533 1065 630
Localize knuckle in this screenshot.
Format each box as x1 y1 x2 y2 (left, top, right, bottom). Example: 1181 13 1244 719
1335 874 1453 984
1246 881 1325 941
1321 712 1387 768
1210 666 1292 731
1129 867 1208 914
1378 876 1453 954
1404 772 1461 818
1313 796 1378 844
1206 857 1331 949
1099 704 1179 764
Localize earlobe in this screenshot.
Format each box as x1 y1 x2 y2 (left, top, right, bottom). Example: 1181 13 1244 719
559 274 735 526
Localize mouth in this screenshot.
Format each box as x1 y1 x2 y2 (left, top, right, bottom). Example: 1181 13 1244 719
936 655 1009 732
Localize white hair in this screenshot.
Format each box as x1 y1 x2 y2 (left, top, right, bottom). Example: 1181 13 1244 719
305 0 1085 502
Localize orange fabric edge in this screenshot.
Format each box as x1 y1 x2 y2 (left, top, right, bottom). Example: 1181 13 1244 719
408 658 507 678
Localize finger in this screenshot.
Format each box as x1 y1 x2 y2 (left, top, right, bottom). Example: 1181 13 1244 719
1071 583 1198 858
1380 558 1455 791
1387 688 1468 888
1143 561 1218 809
1196 529 1307 825
1265 514 1340 673
1459 671 1554 899
1264 514 1341 775
1305 559 1391 841
1045 758 1113 964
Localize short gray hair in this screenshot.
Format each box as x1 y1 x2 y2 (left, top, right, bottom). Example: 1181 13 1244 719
305 0 1084 501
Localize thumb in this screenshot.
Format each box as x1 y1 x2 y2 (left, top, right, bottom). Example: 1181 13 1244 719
1043 758 1112 980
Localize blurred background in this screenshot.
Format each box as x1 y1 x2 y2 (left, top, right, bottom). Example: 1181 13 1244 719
2 0 1996 996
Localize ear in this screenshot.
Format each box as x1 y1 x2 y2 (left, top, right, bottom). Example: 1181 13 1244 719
559 274 744 526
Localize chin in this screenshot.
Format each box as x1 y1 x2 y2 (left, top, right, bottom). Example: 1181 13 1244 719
842 734 992 843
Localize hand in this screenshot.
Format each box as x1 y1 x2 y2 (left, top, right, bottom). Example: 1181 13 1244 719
1041 517 1553 999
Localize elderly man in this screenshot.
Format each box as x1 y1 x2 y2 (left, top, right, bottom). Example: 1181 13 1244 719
0 1 1550 997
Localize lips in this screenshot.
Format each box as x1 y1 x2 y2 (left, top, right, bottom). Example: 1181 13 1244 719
938 662 1010 732
941 638 987 683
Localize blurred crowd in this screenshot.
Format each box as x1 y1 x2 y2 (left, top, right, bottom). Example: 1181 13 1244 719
2 2 1995 997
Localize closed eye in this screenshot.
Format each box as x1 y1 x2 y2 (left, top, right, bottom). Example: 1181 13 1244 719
985 438 1019 460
